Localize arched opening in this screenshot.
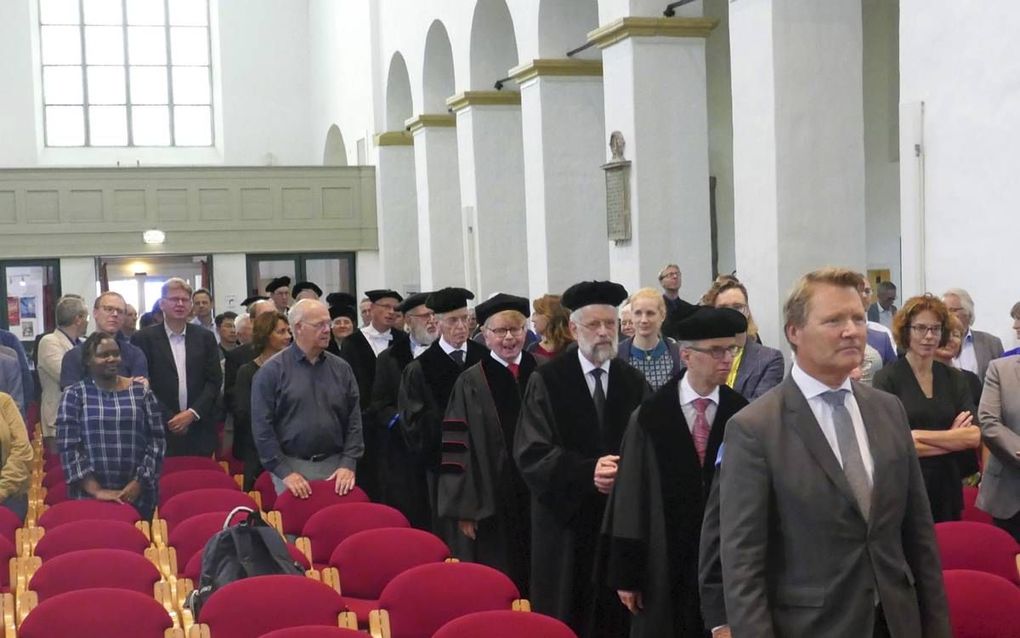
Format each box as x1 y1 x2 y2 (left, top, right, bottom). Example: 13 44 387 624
537 0 599 58
469 0 519 90
385 52 413 131
423 21 455 112
323 124 348 166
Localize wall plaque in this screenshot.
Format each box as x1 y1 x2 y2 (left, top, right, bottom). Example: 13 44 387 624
603 131 631 242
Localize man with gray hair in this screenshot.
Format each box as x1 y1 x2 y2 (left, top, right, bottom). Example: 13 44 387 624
658 263 697 323
251 299 363 497
37 295 88 450
61 290 148 388
943 287 1004 381
514 280 649 638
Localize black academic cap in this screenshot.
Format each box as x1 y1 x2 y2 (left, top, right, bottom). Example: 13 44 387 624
325 292 357 308
329 304 358 322
561 281 628 311
426 287 475 314
475 293 530 326
365 289 404 303
671 307 748 341
241 295 268 307
291 281 323 298
265 276 291 293
398 292 431 313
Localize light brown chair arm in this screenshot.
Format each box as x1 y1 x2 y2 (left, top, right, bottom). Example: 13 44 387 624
247 490 263 511
2 592 16 638
338 611 358 629
295 537 312 565
17 588 38 626
368 609 390 638
187 623 210 638
512 598 531 612
321 566 342 594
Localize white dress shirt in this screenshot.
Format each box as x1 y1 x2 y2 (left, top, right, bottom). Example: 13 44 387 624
164 322 192 417
790 363 874 483
410 337 429 359
439 337 466 362
578 349 612 397
877 306 895 329
953 330 978 374
361 324 393 357
490 350 522 368
678 374 720 434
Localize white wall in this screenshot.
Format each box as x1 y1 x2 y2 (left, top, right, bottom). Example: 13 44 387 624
705 0 735 280
900 0 1020 348
211 253 247 315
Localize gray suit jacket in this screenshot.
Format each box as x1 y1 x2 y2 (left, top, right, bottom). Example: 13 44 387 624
719 377 950 637
971 329 1004 382
867 302 896 324
732 339 785 402
976 355 1020 519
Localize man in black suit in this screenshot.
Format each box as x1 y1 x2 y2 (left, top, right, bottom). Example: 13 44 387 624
132 278 222 457
659 263 698 323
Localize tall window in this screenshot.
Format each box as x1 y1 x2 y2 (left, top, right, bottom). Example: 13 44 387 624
39 0 214 147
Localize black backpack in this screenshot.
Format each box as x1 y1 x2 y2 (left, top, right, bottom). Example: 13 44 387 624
186 506 305 618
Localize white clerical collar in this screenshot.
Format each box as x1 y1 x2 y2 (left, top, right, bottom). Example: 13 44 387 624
490 350 522 367
679 373 720 407
791 362 852 400
439 337 466 356
577 349 611 376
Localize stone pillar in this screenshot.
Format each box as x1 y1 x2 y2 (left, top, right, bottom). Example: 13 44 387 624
405 114 465 290
510 59 609 296
446 91 528 297
373 131 420 292
729 0 866 345
588 17 716 296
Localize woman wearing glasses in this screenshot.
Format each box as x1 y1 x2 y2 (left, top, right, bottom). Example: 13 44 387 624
617 288 681 391
873 294 980 521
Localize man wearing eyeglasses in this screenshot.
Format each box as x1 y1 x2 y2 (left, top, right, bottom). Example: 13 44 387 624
132 278 221 457
514 280 650 638
60 291 148 389
658 263 698 323
602 306 749 638
437 293 537 595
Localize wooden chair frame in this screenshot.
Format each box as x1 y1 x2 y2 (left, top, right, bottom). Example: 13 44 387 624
367 599 531 638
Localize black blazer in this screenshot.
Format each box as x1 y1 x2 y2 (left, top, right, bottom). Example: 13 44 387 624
131 323 222 423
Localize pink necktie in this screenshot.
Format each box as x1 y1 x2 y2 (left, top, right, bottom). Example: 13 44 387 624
692 398 713 466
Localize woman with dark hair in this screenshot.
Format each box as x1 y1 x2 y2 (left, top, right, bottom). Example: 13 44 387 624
874 294 980 521
57 332 165 519
527 294 573 361
233 311 291 489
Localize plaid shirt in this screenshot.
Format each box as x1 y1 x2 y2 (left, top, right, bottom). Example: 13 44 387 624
56 379 166 518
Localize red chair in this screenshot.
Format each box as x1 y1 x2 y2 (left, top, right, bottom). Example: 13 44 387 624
259 628 366 638
34 519 151 561
194 574 356 638
159 469 240 506
0 535 16 593
0 507 21 544
41 465 65 488
368 562 527 638
162 456 227 475
254 472 278 512
324 527 450 625
433 610 578 638
944 569 1020 638
217 450 245 476
962 486 994 525
17 587 176 638
159 489 259 534
273 483 369 536
42 481 68 505
298 503 409 568
41 455 60 473
182 542 312 582
935 521 1020 585
167 511 244 575
36 500 140 530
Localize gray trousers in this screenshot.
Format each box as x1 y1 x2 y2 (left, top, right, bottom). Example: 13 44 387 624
271 453 344 495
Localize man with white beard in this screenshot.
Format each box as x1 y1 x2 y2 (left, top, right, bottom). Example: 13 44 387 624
514 281 650 638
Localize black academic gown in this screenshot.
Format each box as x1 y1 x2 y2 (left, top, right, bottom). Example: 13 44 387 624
602 371 748 637
370 339 430 529
339 328 409 501
438 352 537 595
513 344 650 638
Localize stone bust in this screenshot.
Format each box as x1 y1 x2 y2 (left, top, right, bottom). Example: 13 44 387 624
609 130 625 161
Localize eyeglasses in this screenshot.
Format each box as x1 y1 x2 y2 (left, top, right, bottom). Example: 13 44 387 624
487 326 525 338
163 297 192 305
441 316 470 326
302 320 331 332
578 319 617 332
373 302 400 312
659 271 680 280
98 305 126 316
910 324 943 336
406 311 435 320
717 303 748 313
686 344 741 360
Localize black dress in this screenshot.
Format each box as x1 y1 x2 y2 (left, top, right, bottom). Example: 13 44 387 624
232 361 263 491
873 359 975 522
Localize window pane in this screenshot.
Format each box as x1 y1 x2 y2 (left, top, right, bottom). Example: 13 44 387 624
128 26 166 64
87 66 126 104
127 0 166 25
129 66 168 103
170 27 208 65
132 106 171 145
84 26 125 64
39 0 79 24
41 26 82 65
83 0 123 25
169 0 207 26
45 106 85 146
172 66 209 104
89 105 128 145
43 66 84 104
173 105 211 146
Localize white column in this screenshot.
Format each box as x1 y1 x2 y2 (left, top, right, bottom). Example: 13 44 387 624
446 91 528 298
405 114 465 290
729 0 866 345
511 59 609 296
589 17 716 295
373 131 420 293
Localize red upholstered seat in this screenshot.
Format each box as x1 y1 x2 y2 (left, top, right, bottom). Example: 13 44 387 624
18 587 174 638
374 562 522 638
159 469 240 506
302 503 408 567
43 481 68 505
962 486 994 525
217 450 245 476
28 549 161 600
163 455 227 475
37 500 139 530
944 569 1020 638
254 472 277 512
434 610 578 638
935 521 1020 585
41 465 65 488
168 511 248 575
273 483 369 535
183 540 311 580
42 454 61 473
160 488 258 532
259 628 365 638
34 519 150 561
0 534 16 591
0 506 21 544
198 574 347 638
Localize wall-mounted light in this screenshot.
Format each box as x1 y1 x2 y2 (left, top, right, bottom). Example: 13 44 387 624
142 229 166 245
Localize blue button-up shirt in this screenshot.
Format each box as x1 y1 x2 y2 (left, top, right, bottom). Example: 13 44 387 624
60 332 149 389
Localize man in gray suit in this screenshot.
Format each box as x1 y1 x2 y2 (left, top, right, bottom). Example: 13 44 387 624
718 267 950 637
943 287 1003 382
976 354 1020 541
